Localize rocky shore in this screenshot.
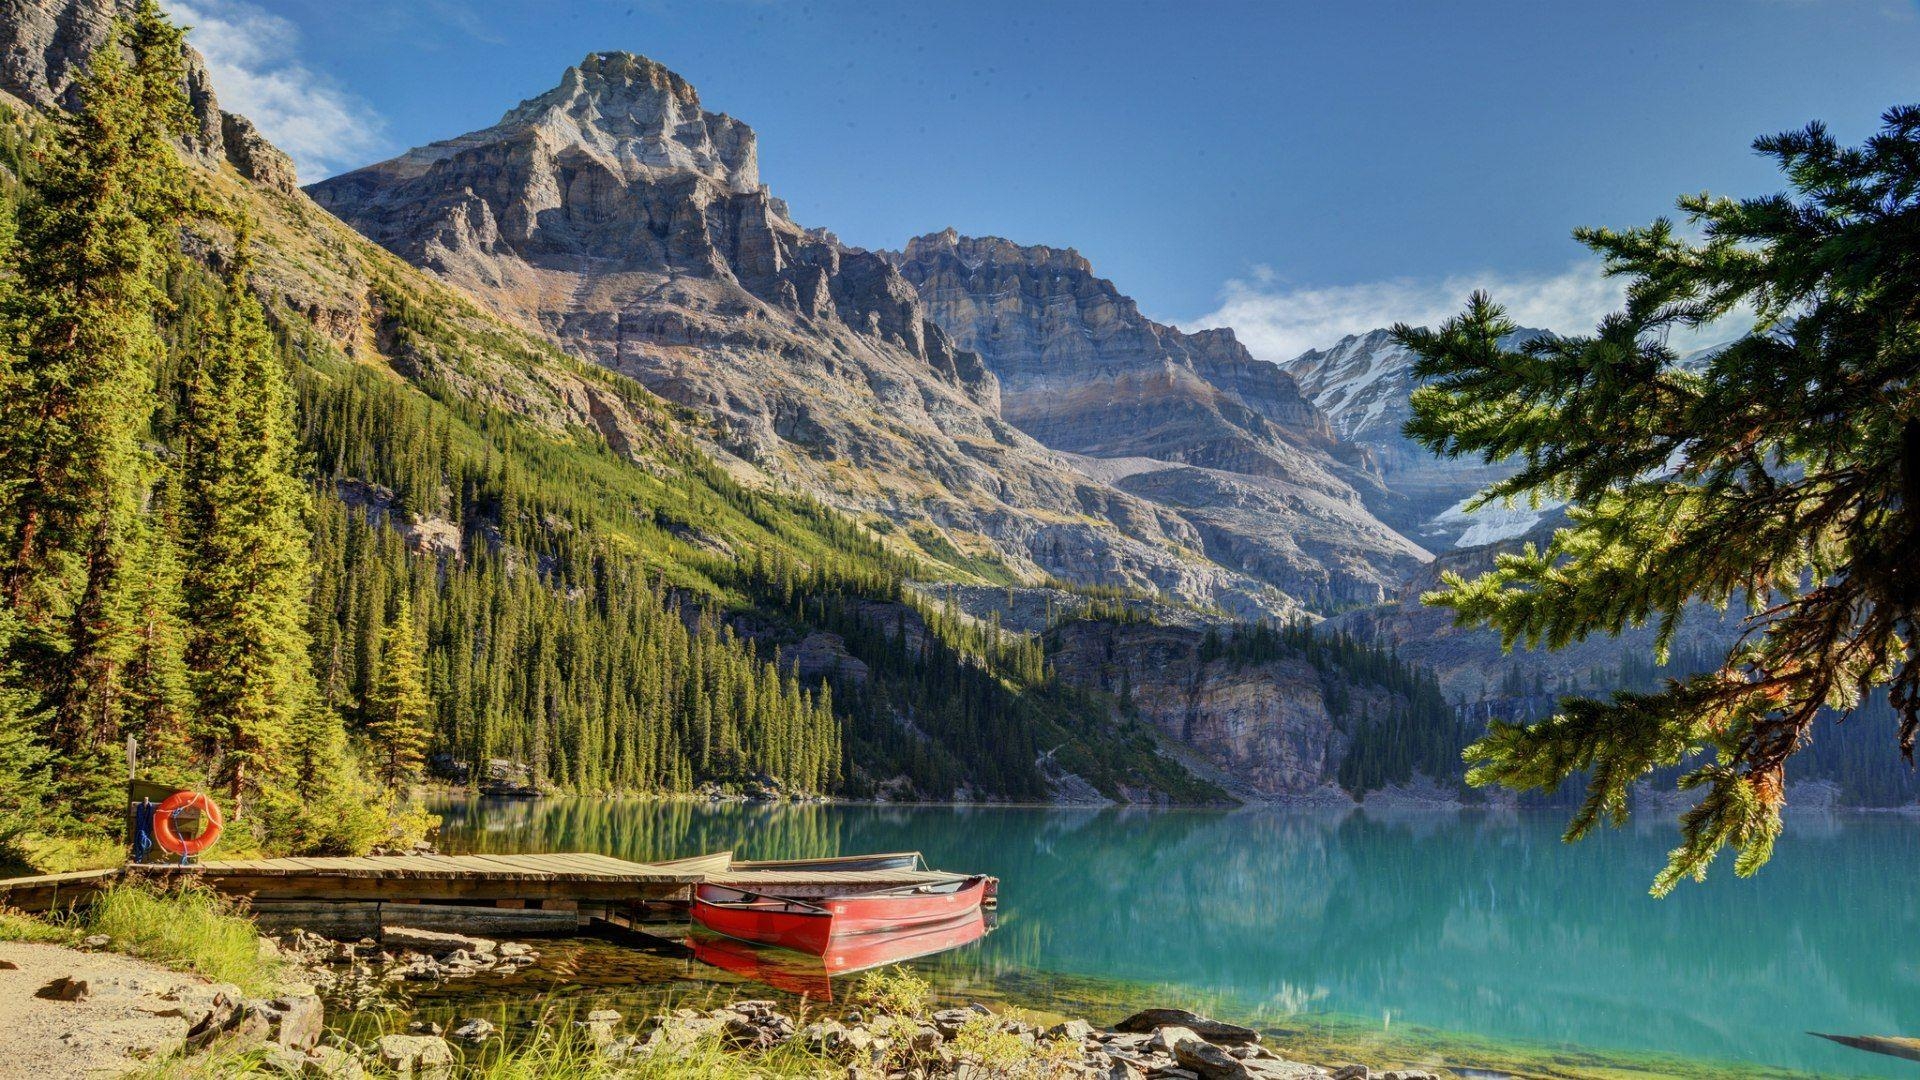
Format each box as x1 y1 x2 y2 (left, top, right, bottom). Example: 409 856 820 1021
251 926 1442 1080
3 909 1448 1078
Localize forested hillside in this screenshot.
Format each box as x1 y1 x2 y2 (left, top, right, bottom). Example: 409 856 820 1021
0 4 1238 868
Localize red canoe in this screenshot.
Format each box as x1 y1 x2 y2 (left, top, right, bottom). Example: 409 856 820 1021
691 875 991 956
688 909 990 1000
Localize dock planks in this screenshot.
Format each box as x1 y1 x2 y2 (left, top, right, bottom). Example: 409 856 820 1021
1 852 984 913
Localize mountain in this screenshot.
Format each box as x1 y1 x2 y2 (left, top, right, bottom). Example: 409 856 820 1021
1281 326 1555 548
306 53 1299 620
0 9 1508 812
0 6 1272 807
883 229 1428 610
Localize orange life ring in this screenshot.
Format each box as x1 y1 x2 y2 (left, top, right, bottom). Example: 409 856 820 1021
152 790 224 858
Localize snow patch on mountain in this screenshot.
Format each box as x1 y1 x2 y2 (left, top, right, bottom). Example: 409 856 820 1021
1424 495 1562 548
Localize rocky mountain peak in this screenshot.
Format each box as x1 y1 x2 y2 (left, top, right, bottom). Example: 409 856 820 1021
884 229 1345 464
379 50 759 195
1282 325 1553 548
902 228 1093 277
315 56 1342 618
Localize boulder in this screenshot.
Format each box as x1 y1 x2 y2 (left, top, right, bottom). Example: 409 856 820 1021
1150 1026 1202 1053
374 1034 455 1079
931 1008 976 1038
1172 1034 1246 1078
449 1017 496 1044
1049 1018 1097 1042
1116 1008 1261 1045
244 993 325 1050
301 1045 367 1079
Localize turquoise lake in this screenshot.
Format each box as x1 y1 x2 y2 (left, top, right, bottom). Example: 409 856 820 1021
430 799 1920 1078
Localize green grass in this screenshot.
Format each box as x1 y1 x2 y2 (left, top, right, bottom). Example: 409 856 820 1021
3 832 125 874
82 883 283 995
0 906 78 944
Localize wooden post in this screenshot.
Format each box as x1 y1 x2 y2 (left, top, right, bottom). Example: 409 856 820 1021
124 734 138 856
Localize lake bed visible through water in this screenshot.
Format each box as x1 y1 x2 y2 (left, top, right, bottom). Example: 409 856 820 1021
423 798 1920 1078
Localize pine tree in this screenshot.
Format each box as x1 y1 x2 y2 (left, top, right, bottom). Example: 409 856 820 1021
178 228 318 818
367 596 431 791
1395 104 1920 894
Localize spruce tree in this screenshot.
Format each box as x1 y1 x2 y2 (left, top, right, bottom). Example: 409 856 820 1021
0 0 192 817
367 596 431 791
178 229 318 817
119 479 193 773
1395 105 1920 893
0 605 48 859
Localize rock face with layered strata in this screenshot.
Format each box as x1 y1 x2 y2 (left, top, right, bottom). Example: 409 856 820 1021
309 52 1303 617
884 230 1429 608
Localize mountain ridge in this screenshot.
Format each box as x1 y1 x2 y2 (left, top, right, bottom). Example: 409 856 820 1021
308 51 1315 619
882 228 1430 609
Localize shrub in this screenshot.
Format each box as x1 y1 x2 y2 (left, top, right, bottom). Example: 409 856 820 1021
852 965 932 1017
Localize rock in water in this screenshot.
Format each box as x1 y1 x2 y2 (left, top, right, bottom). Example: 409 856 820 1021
448 1018 496 1044
1115 1008 1261 1045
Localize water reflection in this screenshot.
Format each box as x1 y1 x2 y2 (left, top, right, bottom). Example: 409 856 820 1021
433 799 1920 1078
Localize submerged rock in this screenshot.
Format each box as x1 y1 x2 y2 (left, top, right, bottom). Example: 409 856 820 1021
1116 1008 1261 1045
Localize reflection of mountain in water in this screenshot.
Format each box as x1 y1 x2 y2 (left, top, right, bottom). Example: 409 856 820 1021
432 799 1919 1078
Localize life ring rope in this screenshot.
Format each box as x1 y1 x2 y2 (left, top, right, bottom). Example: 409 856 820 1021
152 790 224 859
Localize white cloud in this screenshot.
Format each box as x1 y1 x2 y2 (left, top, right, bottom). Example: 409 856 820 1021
168 0 386 181
1186 263 1627 362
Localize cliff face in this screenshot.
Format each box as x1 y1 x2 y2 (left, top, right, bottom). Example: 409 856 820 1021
885 230 1338 466
308 53 1300 618
0 0 296 191
1050 619 1373 798
882 230 1429 609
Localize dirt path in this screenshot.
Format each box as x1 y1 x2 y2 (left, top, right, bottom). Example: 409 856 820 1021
0 940 236 1078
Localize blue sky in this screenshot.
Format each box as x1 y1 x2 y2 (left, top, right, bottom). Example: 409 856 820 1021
169 0 1920 359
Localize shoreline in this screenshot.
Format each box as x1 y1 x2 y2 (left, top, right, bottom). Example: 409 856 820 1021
426 786 1920 816
0 890 1878 1080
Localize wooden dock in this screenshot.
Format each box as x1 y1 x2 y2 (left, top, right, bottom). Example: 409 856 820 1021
0 852 977 938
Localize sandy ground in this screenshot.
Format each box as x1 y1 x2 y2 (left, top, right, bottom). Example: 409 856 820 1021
0 940 229 1078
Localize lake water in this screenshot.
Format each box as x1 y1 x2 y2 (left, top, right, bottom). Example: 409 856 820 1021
430 799 1919 1078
